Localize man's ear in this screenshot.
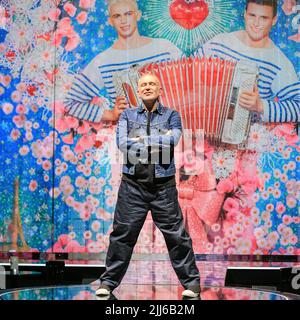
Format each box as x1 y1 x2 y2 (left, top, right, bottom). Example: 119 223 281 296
136 10 142 21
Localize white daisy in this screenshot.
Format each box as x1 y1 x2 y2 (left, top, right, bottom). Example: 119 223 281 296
212 148 236 179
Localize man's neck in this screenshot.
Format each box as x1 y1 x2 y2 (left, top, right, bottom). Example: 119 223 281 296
113 31 150 50
239 30 272 48
143 100 158 112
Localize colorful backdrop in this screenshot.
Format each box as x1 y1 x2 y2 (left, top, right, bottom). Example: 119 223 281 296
0 0 299 256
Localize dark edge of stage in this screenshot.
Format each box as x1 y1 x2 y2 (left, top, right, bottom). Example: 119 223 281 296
1 252 299 262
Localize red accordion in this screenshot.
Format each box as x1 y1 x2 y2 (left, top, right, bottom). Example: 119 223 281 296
113 57 258 145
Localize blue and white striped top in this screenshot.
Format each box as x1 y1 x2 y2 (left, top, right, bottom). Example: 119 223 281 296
64 38 182 123
197 32 299 123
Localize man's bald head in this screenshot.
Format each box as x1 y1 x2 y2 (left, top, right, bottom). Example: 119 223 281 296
138 73 161 87
137 73 162 105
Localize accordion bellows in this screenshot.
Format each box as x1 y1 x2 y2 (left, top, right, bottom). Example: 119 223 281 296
113 57 258 145
142 57 236 144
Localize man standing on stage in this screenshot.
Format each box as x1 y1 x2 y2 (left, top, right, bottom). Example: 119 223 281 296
64 0 182 123
95 73 201 299
197 0 299 122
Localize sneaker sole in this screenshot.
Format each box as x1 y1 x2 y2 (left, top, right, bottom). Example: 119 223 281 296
96 288 110 296
182 289 199 298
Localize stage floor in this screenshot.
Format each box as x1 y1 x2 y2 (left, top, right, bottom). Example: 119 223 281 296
0 283 290 300
1 260 299 300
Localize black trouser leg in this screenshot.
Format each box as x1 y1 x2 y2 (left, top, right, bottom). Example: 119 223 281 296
100 181 149 289
150 185 200 289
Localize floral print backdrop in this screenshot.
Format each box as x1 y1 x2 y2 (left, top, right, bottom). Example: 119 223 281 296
0 0 299 255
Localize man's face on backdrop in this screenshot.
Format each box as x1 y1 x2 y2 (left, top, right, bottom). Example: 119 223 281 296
108 1 141 38
244 3 277 43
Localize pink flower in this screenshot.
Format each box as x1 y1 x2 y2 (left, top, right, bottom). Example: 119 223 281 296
84 231 92 239
48 8 61 21
237 169 261 194
19 145 29 156
55 118 69 133
74 141 85 154
29 180 38 192
42 160 52 171
91 220 100 232
61 132 74 144
10 129 20 140
2 102 14 114
1 75 11 87
77 121 90 134
216 179 234 194
276 202 286 215
241 182 257 195
223 197 239 212
62 150 74 161
65 116 79 129
225 209 239 222
96 208 111 221
11 90 22 102
57 17 73 34
282 0 296 15
16 83 26 92
52 18 77 48
13 115 26 128
65 240 86 253
274 124 299 144
285 132 299 144
56 114 79 132
16 104 27 114
286 195 297 208
83 167 92 177
51 32 63 47
64 2 77 17
65 33 81 51
80 210 91 221
75 176 87 188
79 0 96 9
76 11 88 24
57 234 70 247
74 133 96 153
282 215 292 225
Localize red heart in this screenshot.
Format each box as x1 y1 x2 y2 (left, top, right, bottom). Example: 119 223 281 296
169 0 209 30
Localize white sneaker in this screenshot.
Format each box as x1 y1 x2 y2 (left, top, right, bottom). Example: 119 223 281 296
182 288 200 298
96 285 111 296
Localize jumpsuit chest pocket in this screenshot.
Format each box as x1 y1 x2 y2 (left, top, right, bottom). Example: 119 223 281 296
151 121 170 135
128 121 147 138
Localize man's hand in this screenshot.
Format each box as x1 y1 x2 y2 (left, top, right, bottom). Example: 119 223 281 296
101 95 128 121
238 86 264 113
112 95 128 120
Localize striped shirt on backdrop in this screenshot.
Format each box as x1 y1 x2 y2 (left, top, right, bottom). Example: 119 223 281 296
196 32 300 123
64 38 182 123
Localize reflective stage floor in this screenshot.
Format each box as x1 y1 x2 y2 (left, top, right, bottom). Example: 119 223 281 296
1 260 299 300
0 283 290 300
